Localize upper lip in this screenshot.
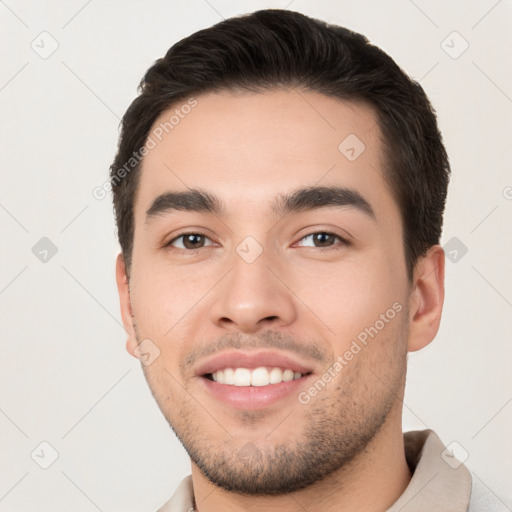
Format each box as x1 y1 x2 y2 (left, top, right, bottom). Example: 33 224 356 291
195 350 315 376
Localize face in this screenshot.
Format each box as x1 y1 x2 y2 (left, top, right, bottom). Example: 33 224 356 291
117 90 422 494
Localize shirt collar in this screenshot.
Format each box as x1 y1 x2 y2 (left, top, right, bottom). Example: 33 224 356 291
387 429 471 511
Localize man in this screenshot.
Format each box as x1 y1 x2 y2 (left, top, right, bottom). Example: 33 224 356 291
111 9 501 511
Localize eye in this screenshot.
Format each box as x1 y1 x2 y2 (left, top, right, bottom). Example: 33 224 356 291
295 231 349 249
166 233 215 250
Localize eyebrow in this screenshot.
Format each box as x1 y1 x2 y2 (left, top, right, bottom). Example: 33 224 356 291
271 186 375 219
145 188 223 223
145 185 376 223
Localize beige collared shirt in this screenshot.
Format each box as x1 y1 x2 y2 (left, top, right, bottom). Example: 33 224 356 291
156 430 504 511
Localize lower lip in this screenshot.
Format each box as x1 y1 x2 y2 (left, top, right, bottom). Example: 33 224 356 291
200 374 313 410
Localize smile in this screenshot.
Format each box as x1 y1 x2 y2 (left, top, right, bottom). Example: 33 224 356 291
207 366 307 386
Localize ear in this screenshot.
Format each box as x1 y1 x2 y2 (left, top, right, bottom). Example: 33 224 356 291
115 253 138 358
407 244 445 352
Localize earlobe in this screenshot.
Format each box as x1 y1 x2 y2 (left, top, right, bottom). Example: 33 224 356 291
407 245 445 352
115 253 138 358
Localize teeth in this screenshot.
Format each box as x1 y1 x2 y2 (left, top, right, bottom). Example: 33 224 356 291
224 368 235 385
234 368 251 386
210 367 304 386
251 367 269 386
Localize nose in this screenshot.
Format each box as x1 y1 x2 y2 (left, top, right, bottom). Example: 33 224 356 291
209 247 297 334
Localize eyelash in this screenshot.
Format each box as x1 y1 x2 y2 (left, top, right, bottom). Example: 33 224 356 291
295 230 350 250
164 232 216 251
164 230 350 251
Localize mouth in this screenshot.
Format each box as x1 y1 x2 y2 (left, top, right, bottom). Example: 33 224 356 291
199 368 314 410
202 366 313 386
195 349 315 378
195 350 316 410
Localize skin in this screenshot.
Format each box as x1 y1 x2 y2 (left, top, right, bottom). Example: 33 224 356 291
116 89 445 512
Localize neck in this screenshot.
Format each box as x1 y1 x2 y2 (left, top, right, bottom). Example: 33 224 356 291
190 405 411 512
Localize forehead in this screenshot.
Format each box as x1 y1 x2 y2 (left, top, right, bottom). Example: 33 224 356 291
135 89 397 223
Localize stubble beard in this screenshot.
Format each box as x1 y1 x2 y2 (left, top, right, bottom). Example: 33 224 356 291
137 313 409 495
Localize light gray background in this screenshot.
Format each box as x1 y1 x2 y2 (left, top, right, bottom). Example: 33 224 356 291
1 0 511 510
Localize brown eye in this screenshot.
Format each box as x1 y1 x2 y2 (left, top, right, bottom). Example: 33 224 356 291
296 231 348 249
182 234 205 249
312 232 336 247
167 233 213 250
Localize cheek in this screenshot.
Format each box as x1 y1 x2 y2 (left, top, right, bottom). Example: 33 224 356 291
288 255 404 350
129 258 216 339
